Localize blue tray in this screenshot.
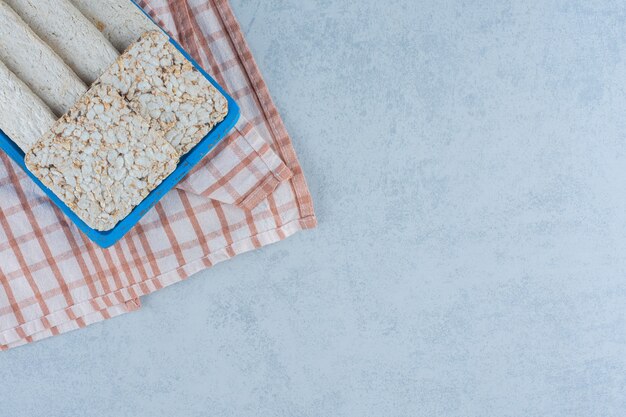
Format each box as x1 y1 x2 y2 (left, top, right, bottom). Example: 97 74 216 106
0 31 240 248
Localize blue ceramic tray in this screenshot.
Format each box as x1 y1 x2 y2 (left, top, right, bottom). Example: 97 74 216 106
0 24 240 248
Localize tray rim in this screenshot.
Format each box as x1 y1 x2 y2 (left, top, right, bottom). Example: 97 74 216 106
0 35 240 248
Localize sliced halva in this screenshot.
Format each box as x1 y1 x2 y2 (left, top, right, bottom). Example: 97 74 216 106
0 59 56 152
26 84 179 231
4 0 119 85
0 0 87 116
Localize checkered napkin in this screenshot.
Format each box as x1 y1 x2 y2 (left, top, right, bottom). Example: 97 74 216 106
0 0 316 350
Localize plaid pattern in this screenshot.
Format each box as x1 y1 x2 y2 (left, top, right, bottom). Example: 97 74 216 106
0 0 316 350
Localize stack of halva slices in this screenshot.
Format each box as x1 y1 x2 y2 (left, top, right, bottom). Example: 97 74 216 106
0 0 228 231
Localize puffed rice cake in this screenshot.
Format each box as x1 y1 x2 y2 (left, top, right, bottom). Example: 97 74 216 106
98 30 229 155
25 83 179 231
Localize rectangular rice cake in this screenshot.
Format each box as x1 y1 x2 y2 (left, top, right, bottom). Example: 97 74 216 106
5 0 119 85
69 0 158 52
0 59 56 152
25 84 179 231
98 30 229 155
0 0 87 116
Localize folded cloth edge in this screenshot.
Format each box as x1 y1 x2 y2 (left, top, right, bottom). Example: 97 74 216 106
176 119 294 210
0 217 313 349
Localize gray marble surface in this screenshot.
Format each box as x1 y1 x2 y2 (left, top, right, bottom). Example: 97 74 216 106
3 1 626 416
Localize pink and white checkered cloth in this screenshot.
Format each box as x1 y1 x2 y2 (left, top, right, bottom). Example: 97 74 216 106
0 0 316 350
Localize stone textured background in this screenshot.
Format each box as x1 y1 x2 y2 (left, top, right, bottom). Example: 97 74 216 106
3 0 626 415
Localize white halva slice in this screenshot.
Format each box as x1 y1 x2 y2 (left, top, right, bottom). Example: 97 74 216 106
98 31 229 155
69 0 159 52
4 0 119 85
0 0 87 116
25 84 179 231
0 60 56 152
